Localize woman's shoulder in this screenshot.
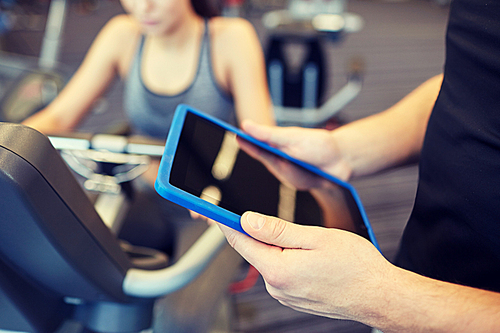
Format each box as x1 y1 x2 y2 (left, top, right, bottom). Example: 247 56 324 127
100 14 142 42
209 17 258 44
94 15 142 76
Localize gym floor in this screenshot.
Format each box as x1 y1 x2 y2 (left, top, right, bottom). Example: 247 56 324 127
0 0 449 332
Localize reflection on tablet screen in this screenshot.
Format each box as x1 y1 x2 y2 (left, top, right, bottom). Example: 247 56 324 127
170 111 370 240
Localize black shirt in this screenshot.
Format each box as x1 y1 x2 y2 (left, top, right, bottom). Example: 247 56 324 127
395 0 500 292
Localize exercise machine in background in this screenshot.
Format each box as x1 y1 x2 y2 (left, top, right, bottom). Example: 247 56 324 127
0 124 234 333
262 0 365 127
0 0 70 124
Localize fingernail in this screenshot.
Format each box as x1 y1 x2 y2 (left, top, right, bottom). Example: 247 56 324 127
247 213 265 230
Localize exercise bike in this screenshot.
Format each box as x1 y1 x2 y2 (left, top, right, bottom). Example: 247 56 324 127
0 123 240 333
262 0 365 127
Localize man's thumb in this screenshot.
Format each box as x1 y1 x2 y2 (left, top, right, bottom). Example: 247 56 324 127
241 212 315 250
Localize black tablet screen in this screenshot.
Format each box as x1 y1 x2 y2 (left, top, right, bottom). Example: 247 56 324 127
169 112 370 239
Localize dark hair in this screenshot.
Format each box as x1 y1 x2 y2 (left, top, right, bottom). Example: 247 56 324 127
191 0 221 18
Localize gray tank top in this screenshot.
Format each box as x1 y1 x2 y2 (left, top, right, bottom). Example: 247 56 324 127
123 20 236 140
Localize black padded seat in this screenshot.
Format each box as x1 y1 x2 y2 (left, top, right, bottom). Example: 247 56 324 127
0 123 229 333
0 123 152 332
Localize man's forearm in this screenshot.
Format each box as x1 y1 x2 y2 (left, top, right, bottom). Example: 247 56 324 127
332 74 443 178
364 265 500 333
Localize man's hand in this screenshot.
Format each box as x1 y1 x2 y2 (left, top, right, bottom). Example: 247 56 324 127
219 212 500 332
218 211 392 323
241 120 352 180
237 136 327 190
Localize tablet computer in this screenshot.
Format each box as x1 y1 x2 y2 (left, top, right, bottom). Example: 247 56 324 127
155 104 379 249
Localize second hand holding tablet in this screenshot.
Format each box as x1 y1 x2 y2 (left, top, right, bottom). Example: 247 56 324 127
155 104 379 250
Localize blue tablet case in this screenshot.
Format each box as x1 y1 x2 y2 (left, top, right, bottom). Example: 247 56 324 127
155 104 379 249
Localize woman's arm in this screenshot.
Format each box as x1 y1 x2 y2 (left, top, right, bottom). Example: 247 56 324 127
22 15 140 134
212 18 275 126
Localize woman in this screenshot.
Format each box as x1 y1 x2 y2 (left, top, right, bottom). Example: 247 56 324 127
23 0 274 136
23 0 274 251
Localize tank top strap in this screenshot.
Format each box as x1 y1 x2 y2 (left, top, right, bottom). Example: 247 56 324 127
196 18 211 79
203 18 209 42
123 17 236 140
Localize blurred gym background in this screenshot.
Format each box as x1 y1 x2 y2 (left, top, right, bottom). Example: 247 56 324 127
0 0 449 331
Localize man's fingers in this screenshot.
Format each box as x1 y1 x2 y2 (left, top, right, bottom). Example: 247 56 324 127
241 119 273 142
217 222 283 271
240 212 320 250
219 212 324 287
242 120 295 148
190 210 216 225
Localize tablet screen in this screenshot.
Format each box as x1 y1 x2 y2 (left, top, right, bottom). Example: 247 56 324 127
169 111 370 240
